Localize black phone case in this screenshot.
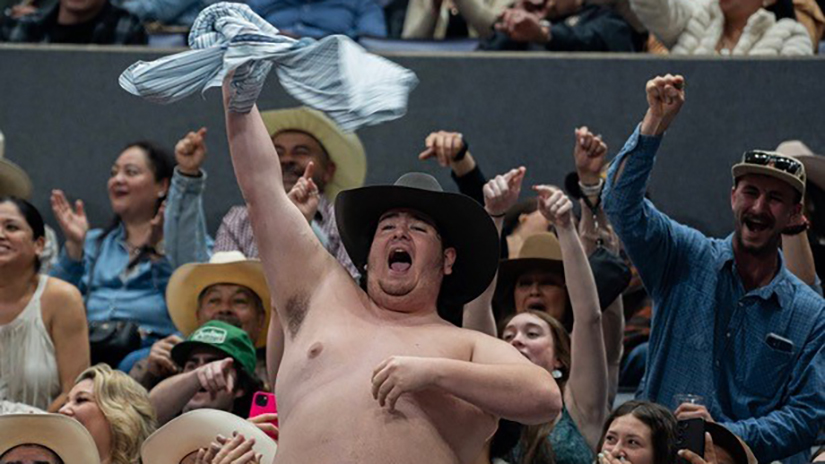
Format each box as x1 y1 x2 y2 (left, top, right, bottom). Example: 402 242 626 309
676 418 705 463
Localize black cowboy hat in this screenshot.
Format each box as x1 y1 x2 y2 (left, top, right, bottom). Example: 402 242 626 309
335 172 500 307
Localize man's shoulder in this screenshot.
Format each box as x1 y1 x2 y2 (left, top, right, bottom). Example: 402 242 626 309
1 7 49 42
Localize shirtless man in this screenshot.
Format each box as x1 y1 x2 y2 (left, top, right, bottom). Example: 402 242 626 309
221 81 562 463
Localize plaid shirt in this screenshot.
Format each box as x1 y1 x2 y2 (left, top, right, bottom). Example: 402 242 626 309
603 125 825 463
1 1 146 44
214 195 359 278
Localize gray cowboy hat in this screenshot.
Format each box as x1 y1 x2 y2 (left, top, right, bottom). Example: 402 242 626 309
335 172 500 307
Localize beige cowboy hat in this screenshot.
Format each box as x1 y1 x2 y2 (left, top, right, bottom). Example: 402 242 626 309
776 140 825 192
0 130 33 199
0 414 101 464
260 107 366 200
141 409 277 464
167 251 271 348
493 232 564 316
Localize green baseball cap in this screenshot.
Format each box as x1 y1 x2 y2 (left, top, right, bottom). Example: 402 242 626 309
171 321 257 377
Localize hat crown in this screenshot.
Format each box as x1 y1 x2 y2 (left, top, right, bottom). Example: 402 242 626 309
518 232 563 261
208 251 251 265
394 172 444 192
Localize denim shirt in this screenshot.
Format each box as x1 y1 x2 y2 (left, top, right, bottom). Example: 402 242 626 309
50 168 213 336
248 0 387 39
603 126 825 463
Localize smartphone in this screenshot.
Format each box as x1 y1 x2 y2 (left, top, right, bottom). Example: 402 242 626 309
676 418 705 463
249 391 278 438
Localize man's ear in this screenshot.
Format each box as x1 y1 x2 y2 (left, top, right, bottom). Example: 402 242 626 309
323 160 337 186
443 247 457 276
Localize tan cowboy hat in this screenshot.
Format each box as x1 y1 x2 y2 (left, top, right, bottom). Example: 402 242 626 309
0 414 101 464
0 130 33 199
260 107 366 201
141 409 277 464
776 140 825 192
493 232 564 317
167 251 271 348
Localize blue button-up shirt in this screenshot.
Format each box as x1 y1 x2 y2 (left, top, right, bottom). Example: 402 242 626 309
248 0 387 39
603 126 825 463
50 169 212 336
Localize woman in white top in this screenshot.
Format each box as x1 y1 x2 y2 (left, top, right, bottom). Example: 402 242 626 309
0 196 89 412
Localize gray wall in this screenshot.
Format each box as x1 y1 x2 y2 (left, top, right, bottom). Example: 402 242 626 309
0 45 822 240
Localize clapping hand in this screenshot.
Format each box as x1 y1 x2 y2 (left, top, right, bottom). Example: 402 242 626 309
50 189 88 261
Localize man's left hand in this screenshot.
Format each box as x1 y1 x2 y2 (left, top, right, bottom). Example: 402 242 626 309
371 356 437 411
496 8 549 43
674 403 714 422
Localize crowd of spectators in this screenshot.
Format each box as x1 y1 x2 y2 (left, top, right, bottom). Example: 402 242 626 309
0 58 822 464
0 0 822 52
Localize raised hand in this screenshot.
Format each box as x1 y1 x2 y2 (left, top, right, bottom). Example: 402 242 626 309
146 334 183 377
483 167 526 217
418 131 466 168
371 356 437 412
287 161 320 223
573 126 608 185
196 358 237 396
50 189 89 260
534 185 573 229
641 74 685 136
175 127 208 176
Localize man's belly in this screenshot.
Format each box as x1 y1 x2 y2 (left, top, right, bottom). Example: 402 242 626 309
274 361 497 464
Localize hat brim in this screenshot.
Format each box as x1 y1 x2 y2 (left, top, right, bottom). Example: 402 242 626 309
261 108 366 200
732 164 805 198
166 261 271 348
795 154 825 192
0 159 32 199
335 185 500 307
0 414 101 464
493 258 564 318
141 410 277 464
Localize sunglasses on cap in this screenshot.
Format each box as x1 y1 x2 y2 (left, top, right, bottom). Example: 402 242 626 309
743 150 803 176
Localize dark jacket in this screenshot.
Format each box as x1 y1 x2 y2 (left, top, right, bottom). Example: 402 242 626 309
479 4 646 52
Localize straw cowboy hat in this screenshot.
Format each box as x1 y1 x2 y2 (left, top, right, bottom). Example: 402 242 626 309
141 409 277 464
776 140 825 191
0 414 101 464
0 130 33 199
261 107 366 200
167 251 271 348
335 172 500 308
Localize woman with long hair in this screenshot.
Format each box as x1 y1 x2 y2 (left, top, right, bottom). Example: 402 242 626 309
0 196 89 412
59 364 157 464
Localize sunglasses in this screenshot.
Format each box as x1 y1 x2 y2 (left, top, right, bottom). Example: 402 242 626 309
743 151 803 177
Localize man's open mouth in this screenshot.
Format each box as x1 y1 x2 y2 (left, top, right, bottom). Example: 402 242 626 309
388 249 412 272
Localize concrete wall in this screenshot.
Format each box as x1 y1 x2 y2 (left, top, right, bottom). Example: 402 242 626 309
1 44 822 240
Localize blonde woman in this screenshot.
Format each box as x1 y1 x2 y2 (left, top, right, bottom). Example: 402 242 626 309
59 365 156 464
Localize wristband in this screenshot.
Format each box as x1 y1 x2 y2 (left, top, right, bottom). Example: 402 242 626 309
454 138 469 162
578 178 604 197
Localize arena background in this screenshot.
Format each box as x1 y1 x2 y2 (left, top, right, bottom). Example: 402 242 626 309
1 45 821 240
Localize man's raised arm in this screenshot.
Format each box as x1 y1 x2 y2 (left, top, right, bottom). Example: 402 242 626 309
222 80 336 310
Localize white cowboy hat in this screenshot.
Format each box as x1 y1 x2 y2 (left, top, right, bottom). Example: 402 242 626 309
776 140 825 192
140 409 277 464
0 414 101 464
167 251 271 348
260 107 367 200
0 130 33 199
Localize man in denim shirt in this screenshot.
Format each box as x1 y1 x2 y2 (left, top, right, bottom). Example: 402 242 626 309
603 74 825 463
